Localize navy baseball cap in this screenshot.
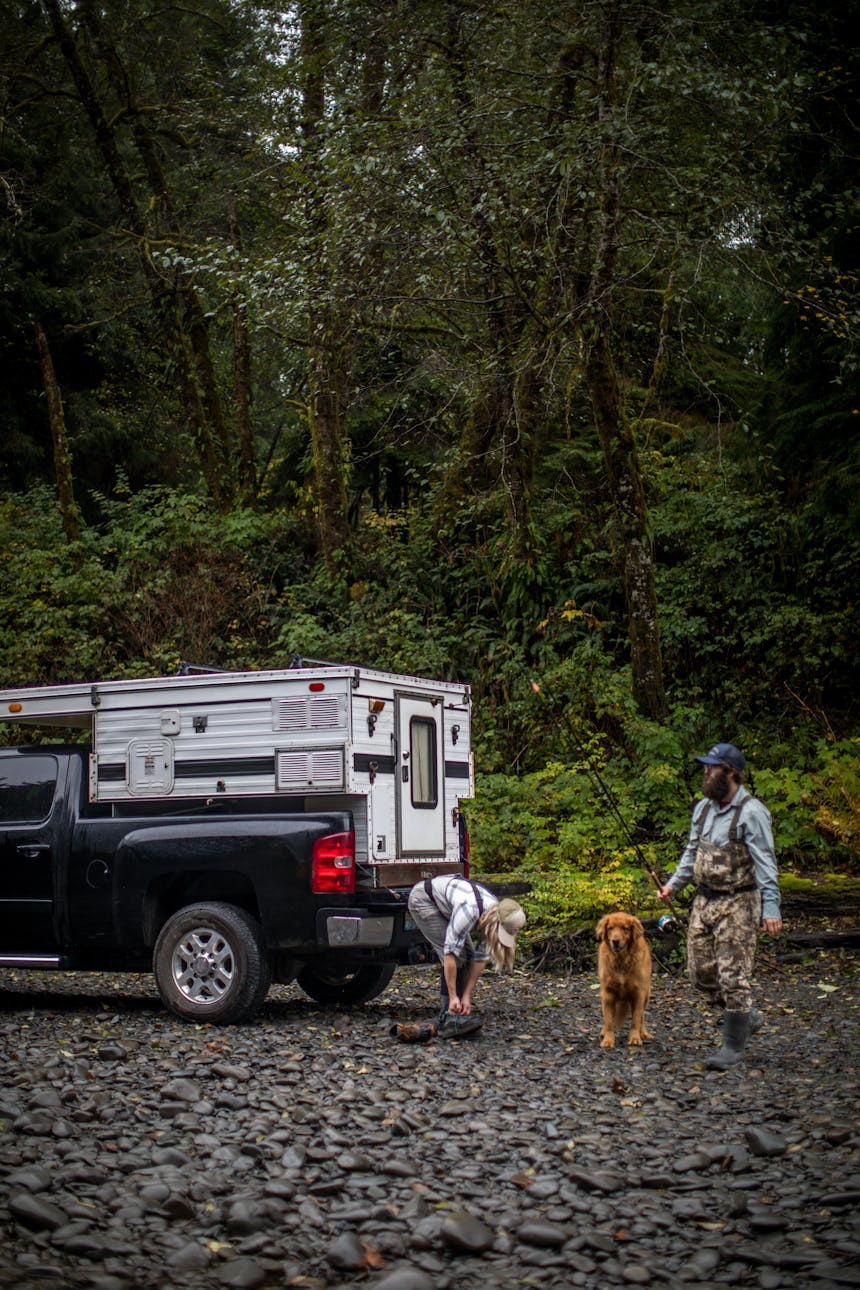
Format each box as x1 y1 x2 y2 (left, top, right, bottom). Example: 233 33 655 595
694 742 746 771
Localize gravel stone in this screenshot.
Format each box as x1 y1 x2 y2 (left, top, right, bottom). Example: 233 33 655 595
745 1127 788 1157
440 1211 495 1252
0 957 857 1290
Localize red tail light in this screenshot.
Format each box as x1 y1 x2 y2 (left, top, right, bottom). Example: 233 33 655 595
312 831 356 893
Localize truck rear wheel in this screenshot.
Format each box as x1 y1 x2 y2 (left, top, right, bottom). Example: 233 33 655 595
297 962 395 1006
153 902 271 1024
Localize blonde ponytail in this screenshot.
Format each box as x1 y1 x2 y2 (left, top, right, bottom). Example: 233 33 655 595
478 907 517 972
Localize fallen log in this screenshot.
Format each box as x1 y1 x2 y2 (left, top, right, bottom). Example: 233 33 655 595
781 928 860 950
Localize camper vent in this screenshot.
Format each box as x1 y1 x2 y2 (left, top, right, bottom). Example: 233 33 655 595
273 695 344 732
126 739 174 795
277 748 345 790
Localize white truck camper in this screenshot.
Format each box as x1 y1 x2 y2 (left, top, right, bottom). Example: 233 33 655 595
0 660 474 888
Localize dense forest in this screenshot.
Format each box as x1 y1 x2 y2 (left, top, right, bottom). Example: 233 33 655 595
1 0 858 928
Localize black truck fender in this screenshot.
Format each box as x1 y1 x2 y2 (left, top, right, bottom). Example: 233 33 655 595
111 813 354 950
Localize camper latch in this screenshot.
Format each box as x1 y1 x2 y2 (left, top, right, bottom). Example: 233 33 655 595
193 715 208 733
90 686 101 708
368 760 378 785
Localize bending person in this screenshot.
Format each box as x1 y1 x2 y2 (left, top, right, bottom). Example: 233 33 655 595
407 875 526 1036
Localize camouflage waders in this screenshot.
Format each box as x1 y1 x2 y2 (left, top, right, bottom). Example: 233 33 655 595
687 886 761 1012
688 798 761 1013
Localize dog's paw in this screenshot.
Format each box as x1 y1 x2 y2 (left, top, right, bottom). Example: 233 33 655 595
599 1033 615 1049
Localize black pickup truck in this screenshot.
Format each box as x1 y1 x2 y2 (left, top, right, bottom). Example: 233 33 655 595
0 746 431 1023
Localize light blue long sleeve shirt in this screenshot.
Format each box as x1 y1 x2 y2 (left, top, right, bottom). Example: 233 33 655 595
667 786 781 920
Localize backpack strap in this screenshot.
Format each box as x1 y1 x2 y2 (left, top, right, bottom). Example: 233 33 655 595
728 796 753 842
424 876 485 917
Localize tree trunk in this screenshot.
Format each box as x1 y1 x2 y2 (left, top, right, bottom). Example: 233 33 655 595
641 247 680 420
300 0 351 569
35 321 80 543
228 193 256 504
584 1 666 721
307 307 351 566
439 0 538 570
43 0 231 508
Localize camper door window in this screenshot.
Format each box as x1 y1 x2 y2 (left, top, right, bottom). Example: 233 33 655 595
410 717 438 808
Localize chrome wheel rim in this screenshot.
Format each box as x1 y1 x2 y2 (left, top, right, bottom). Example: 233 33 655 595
171 925 235 1006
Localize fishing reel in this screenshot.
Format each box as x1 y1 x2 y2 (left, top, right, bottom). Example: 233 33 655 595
657 914 682 935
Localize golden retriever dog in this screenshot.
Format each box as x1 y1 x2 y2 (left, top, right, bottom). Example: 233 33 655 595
596 912 653 1048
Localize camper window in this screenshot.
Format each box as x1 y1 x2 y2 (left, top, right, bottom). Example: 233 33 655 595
410 717 437 808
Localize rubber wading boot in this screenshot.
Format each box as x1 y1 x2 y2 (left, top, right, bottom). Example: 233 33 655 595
713 1007 762 1033
706 1010 752 1070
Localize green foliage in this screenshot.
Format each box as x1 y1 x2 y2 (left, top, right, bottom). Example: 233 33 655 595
0 489 112 683
755 739 860 871
0 0 858 951
518 861 649 943
0 484 295 684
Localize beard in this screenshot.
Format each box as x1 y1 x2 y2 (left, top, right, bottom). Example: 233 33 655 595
703 769 732 801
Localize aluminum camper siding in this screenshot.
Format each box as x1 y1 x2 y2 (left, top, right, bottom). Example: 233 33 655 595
92 675 355 801
0 666 473 872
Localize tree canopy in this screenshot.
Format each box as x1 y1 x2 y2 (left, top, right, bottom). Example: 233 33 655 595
1 0 858 884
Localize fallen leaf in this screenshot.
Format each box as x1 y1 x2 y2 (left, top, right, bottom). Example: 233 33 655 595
360 1242 386 1270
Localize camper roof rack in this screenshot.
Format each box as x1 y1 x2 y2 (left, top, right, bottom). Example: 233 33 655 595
176 662 236 676
288 654 354 670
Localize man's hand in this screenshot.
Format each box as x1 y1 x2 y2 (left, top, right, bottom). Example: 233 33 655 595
447 994 464 1015
762 917 783 937
657 884 675 904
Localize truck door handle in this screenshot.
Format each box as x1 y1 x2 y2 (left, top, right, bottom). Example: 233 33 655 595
17 844 50 860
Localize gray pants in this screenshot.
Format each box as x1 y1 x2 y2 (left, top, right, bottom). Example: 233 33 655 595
407 885 474 1006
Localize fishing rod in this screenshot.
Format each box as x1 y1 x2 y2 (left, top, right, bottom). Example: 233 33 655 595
530 679 686 930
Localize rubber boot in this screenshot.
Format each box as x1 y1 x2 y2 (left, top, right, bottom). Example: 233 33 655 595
713 1006 762 1033
706 1010 751 1070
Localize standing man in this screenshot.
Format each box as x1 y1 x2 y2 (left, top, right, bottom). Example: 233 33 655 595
407 875 526 1037
658 743 782 1070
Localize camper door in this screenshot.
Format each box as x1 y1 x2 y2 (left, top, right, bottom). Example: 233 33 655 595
396 694 445 857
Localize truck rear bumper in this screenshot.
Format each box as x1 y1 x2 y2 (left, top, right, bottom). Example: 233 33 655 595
316 906 422 951
323 911 393 947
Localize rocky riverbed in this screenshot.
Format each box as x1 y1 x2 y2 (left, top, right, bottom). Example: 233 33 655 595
1 949 858 1290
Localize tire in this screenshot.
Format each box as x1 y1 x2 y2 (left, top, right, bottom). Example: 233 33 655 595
297 961 396 1006
153 902 272 1025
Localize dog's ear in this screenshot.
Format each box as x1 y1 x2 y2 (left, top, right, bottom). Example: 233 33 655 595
596 916 608 942
632 917 645 940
